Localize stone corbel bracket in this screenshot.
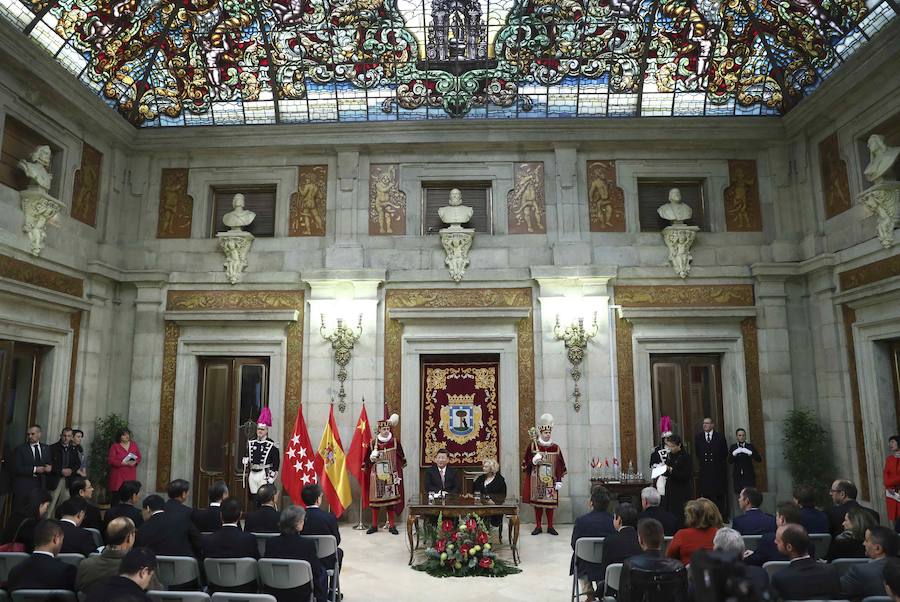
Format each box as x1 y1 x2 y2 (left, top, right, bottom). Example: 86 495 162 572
440 227 475 282
859 181 899 248
20 188 64 256
662 224 700 278
216 230 254 284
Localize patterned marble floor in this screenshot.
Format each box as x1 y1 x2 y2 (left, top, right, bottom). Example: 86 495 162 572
338 522 574 601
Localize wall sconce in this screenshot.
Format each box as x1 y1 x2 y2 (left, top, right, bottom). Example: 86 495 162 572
553 312 599 412
320 313 363 412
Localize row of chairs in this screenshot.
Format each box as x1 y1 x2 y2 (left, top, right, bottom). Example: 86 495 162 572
0 591 277 601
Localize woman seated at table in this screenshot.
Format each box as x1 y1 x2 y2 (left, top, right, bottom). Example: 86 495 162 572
473 457 507 538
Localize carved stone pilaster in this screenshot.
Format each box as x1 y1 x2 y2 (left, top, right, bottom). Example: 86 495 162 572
440 228 474 282
661 224 699 278
859 181 899 248
20 188 64 256
216 231 254 284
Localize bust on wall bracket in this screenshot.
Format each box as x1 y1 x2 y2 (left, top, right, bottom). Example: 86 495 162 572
859 134 899 249
438 188 475 282
18 145 64 257
217 193 255 284
658 188 699 278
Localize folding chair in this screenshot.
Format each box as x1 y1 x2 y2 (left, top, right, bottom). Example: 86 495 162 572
602 562 623 602
257 558 314 602
302 534 340 602
155 555 202 589
831 557 869 577
571 537 605 602
861 597 892 602
252 533 278 557
10 591 78 602
210 595 276 602
83 528 103 548
203 557 258 592
147 592 211 602
741 535 762 552
762 560 790 579
809 533 832 559
661 536 673 555
0 552 29 582
56 553 85 567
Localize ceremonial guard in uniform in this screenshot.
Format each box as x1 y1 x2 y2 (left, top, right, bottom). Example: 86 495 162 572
364 409 406 535
728 427 762 495
522 414 566 535
650 416 673 494
242 408 280 506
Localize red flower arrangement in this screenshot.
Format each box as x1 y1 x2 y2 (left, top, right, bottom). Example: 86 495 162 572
413 512 520 578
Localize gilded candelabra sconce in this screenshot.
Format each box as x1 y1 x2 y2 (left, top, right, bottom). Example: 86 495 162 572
553 312 599 412
320 313 363 412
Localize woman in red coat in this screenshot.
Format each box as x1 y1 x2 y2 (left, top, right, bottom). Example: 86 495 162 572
667 497 723 565
884 435 900 521
107 428 141 499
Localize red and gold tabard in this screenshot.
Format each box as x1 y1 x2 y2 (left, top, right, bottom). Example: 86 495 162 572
364 435 407 513
522 441 567 508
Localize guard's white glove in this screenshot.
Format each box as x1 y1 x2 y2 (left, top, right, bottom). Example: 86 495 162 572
532 453 543 465
370 450 379 462
242 457 249 466
554 481 563 491
732 448 742 457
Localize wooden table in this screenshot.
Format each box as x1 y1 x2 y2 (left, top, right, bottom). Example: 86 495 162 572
590 479 653 505
406 494 521 565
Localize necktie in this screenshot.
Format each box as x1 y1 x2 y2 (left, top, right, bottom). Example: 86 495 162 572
33 444 40 464
706 433 711 443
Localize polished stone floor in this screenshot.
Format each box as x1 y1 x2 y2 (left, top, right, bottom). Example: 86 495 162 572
339 522 574 601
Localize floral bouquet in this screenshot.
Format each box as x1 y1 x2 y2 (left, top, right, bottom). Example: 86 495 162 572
412 513 521 577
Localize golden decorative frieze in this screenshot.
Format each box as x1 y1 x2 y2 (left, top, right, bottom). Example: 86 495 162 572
386 287 532 310
289 165 327 236
369 164 406 235
167 289 304 311
841 305 870 500
71 143 102 227
507 162 546 234
741 318 768 491
724 160 763 232
66 311 82 426
516 315 536 459
157 168 193 239
156 321 180 491
820 132 852 219
838 254 900 291
615 285 755 307
587 160 625 232
614 316 637 467
0 254 84 298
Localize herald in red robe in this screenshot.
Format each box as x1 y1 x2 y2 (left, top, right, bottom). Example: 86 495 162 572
522 440 567 508
363 435 406 515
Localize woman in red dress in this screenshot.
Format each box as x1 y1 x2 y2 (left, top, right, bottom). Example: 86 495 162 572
667 497 723 565
884 435 900 521
107 428 141 500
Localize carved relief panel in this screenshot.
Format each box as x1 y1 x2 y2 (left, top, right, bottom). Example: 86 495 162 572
507 162 545 234
156 168 193 238
586 160 625 232
71 143 102 227
724 159 763 231
819 132 852 219
368 163 406 235
289 165 327 236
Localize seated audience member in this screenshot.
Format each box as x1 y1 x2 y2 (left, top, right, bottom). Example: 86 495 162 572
793 484 829 534
639 487 679 536
667 497 722 565
841 525 898 600
85 547 157 602
301 483 343 571
2 488 51 552
6 519 77 592
746 501 803 566
712 527 769 596
203 497 259 559
472 457 507 534
245 483 280 533
135 493 203 560
68 477 103 531
193 479 227 532
264 505 327 602
731 487 776 535
571 485 615 598
58 498 97 556
77 517 163 594
828 479 880 536
103 480 144 532
618 518 687 602
164 478 195 519
884 557 900 602
600 503 643 596
827 505 877 561
771 523 841 601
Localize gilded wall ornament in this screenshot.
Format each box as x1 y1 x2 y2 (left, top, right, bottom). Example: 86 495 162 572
819 132 852 219
724 160 763 232
838 254 900 291
553 313 599 412
71 143 102 227
507 162 546 234
216 193 255 284
0 254 84 297
840 305 870 498
156 168 193 238
369 164 406 235
587 160 625 232
289 165 327 236
661 225 699 278
320 313 362 412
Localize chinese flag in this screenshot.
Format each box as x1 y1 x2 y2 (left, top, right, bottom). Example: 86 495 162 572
345 404 371 507
282 403 318 506
316 405 353 517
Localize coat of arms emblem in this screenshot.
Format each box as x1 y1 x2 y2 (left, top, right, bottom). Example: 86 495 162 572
439 393 481 444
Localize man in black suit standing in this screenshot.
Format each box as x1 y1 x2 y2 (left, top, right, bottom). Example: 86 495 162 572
47 427 80 517
301 483 342 571
193 480 227 532
135 494 203 560
104 480 144 533
6 518 77 592
638 487 679 535
58 498 98 556
694 417 729 519
264 505 327 602
771 524 841 600
827 479 881 536
424 448 460 496
571 485 616 597
244 483 280 533
13 424 51 512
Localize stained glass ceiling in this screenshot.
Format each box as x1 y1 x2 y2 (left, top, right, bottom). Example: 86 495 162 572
0 0 896 127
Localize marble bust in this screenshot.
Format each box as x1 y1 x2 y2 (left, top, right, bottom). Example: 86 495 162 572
438 188 473 228
222 193 256 231
657 187 692 224
864 134 900 185
17 145 53 192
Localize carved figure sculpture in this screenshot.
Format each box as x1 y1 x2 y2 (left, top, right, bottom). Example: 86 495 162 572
588 170 613 228
438 188 473 228
223 193 256 231
657 187 692 224
370 166 405 234
508 164 544 232
860 134 900 248
294 172 325 234
18 145 63 256
864 134 900 185
18 145 53 192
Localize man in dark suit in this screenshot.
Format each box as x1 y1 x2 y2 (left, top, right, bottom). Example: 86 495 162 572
12 424 52 512
193 479 227 532
423 448 460 496
600 503 643 595
202 498 258 593
135 494 203 560
164 478 195 521
68 477 103 531
771 524 841 601
727 428 762 497
103 480 144 534
6 518 77 592
841 525 897 600
58 498 98 556
244 483 280 533
732 487 776 535
47 427 80 516
618 518 687 602
828 479 881 536
571 485 616 596
746 501 802 566
264 505 327 602
300 483 342 571
793 484 829 534
694 417 729 519
638 486 679 535
85 547 157 602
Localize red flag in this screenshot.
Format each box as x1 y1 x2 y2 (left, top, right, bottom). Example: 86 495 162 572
316 405 352 518
345 404 371 507
282 404 318 506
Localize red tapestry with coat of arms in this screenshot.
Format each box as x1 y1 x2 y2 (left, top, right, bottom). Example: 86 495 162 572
420 359 500 467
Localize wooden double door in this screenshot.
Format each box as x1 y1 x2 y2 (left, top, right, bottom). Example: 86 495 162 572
194 357 269 506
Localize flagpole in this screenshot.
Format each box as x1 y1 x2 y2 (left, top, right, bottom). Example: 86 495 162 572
353 396 368 530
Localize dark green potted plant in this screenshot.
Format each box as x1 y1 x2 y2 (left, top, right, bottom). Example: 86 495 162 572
89 413 130 504
783 408 834 507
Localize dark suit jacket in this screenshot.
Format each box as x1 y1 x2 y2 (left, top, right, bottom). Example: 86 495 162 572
135 510 203 558
245 506 280 533
827 500 880 536
192 504 223 532
841 557 888 599
732 509 776 535
85 575 152 602
264 532 327 602
302 506 342 570
618 550 687 602
6 551 77 591
12 441 51 502
743 564 770 597
103 503 144 534
771 557 842 601
826 532 866 561
164 498 195 521
570 509 615 580
81 502 103 531
60 519 97 556
601 526 643 582
203 524 259 559
693 431 728 495
745 531 787 566
424 465 461 494
800 505 830 534
727 443 762 493
639 506 680 535
47 442 80 491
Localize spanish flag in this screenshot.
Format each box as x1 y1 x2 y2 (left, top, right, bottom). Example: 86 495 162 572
317 405 353 517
